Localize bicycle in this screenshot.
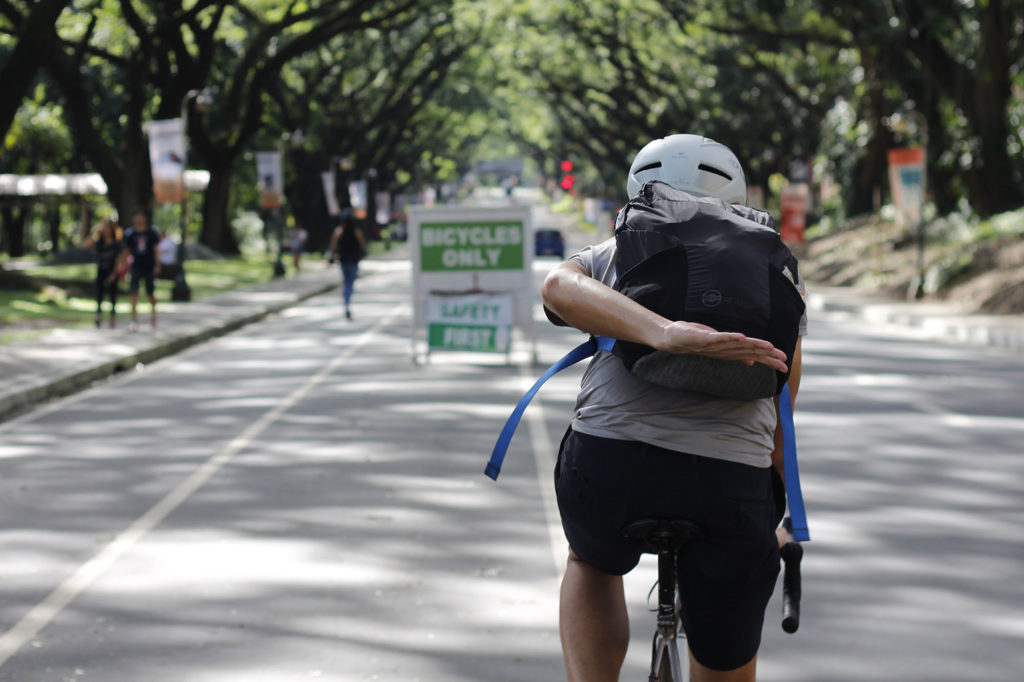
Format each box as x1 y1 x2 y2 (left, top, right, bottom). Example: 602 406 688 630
623 517 804 681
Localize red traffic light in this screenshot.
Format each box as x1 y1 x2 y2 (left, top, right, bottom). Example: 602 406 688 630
560 159 573 173
560 174 575 190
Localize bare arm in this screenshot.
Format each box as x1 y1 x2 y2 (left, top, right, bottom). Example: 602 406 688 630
541 260 788 370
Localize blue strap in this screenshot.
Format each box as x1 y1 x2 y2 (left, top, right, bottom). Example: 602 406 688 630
486 340 810 543
779 383 810 541
485 336 615 480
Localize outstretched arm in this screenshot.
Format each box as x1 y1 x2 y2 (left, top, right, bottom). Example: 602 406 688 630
541 260 788 371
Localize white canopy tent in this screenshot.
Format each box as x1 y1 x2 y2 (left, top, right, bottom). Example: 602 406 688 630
0 171 211 244
0 171 209 196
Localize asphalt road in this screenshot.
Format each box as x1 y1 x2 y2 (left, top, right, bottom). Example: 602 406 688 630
1 249 1023 681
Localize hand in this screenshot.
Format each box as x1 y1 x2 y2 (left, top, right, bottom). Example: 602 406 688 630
656 321 789 372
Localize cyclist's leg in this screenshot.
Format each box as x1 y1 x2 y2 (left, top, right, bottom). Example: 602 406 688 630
677 459 781 679
691 652 757 682
560 549 628 682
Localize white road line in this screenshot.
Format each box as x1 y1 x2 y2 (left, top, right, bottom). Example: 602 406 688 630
0 311 400 669
521 363 569 576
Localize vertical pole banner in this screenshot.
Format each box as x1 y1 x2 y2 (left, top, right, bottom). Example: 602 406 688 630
321 171 341 216
780 183 809 243
349 180 368 220
888 147 925 227
349 180 368 210
375 191 391 226
148 119 185 205
257 151 283 209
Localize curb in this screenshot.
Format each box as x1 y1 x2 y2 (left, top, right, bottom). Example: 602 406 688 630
806 285 1024 354
0 278 338 423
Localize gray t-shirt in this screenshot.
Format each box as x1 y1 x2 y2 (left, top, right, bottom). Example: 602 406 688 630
565 237 807 469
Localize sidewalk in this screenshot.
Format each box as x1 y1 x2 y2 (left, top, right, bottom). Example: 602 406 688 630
2 266 1022 423
806 284 1024 354
0 264 342 422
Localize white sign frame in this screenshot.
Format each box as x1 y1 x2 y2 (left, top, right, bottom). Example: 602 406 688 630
408 205 534 363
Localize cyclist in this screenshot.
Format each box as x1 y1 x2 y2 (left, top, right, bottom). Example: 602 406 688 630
541 134 806 682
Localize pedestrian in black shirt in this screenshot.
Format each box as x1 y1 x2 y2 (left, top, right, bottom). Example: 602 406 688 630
123 209 162 331
328 214 366 320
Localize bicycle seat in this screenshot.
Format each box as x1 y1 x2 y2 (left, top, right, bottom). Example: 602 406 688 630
622 518 707 553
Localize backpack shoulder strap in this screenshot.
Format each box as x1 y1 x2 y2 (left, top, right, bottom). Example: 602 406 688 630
485 336 615 480
779 383 810 541
486 339 811 544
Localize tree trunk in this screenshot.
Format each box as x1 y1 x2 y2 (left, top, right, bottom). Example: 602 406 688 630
2 205 28 258
48 201 61 253
846 48 890 217
200 156 240 254
962 0 1024 217
117 123 154 221
288 156 332 252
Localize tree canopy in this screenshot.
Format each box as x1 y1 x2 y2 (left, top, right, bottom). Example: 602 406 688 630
1 0 1022 255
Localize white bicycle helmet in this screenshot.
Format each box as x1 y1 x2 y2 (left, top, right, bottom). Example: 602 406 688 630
626 134 747 204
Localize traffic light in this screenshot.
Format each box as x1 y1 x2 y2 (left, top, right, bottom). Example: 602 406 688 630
560 159 575 191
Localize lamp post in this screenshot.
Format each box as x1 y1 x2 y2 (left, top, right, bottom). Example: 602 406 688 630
273 130 304 277
337 156 353 211
173 87 213 302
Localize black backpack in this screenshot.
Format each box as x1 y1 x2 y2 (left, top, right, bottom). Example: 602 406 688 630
611 181 805 400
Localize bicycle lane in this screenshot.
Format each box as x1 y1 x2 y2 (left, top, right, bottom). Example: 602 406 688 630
0 261 576 681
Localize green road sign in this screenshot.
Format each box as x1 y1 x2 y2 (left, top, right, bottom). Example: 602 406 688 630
426 293 513 352
419 221 524 272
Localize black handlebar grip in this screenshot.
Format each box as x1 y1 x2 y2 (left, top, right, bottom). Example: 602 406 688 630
780 541 803 633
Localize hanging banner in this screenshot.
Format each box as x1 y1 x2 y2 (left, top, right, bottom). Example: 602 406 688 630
257 151 283 209
147 118 185 204
321 171 340 216
780 183 809 244
888 147 925 227
349 180 368 209
426 293 514 353
375 191 391 225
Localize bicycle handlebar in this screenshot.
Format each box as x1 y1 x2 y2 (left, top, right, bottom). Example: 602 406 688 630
780 540 803 633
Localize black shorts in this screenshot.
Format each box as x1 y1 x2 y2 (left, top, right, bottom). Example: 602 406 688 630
129 268 156 296
554 428 785 671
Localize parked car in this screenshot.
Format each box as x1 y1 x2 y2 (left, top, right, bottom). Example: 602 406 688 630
534 228 566 258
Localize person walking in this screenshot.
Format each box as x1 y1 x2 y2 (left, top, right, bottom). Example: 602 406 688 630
84 218 125 328
328 213 366 320
157 230 179 281
123 209 162 331
289 223 308 273
541 134 806 682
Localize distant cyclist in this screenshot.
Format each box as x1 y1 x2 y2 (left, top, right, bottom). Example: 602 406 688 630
541 134 806 682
